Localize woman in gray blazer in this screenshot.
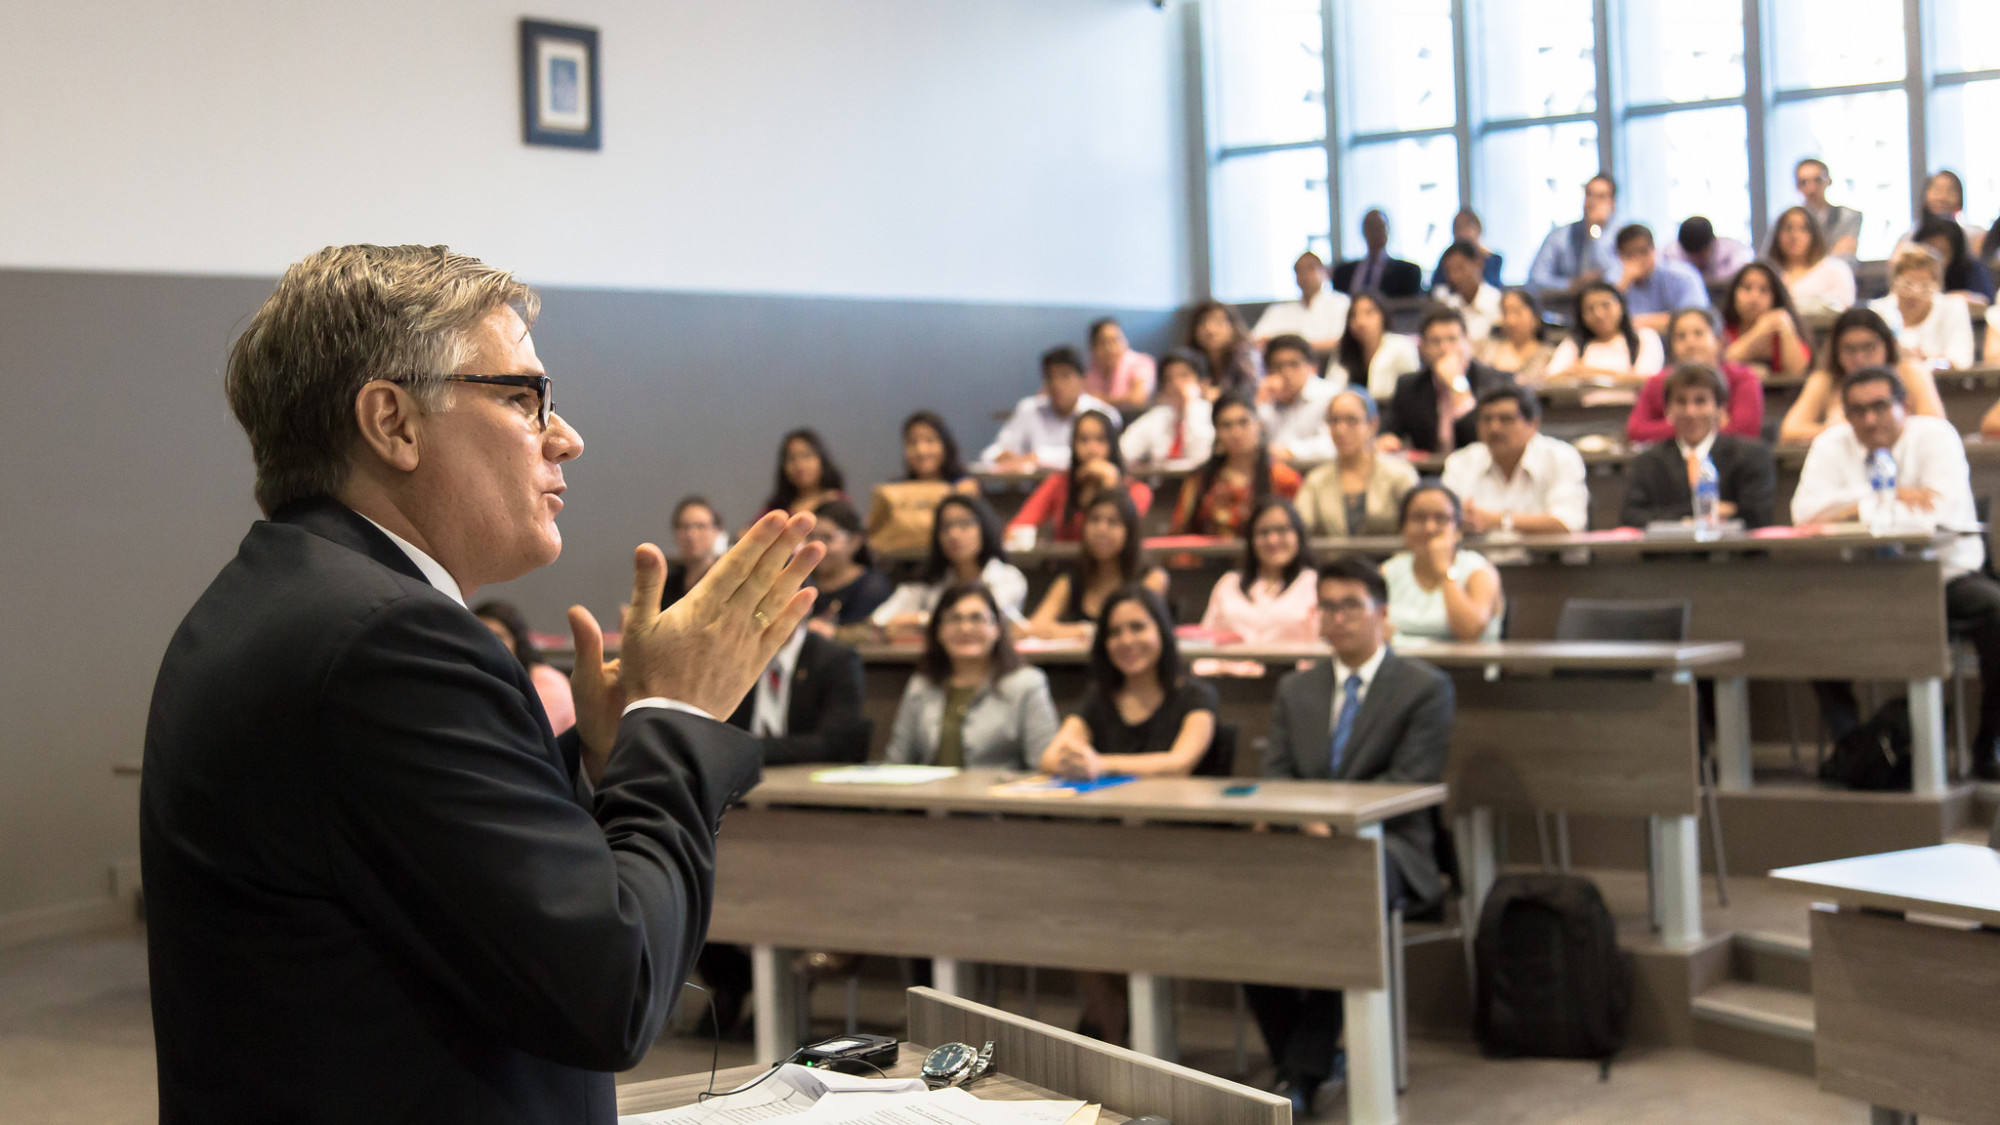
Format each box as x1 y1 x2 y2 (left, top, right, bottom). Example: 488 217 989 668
885 582 1059 769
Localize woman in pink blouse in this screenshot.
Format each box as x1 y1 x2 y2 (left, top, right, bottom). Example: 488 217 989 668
1084 317 1157 412
1199 497 1320 645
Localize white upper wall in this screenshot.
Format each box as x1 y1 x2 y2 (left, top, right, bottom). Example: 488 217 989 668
2 0 1191 308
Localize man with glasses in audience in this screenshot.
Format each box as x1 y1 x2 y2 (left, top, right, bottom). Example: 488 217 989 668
1529 173 1623 296
1793 366 2000 778
1247 555 1453 1117
143 244 821 1122
1259 334 1339 462
1440 385 1590 535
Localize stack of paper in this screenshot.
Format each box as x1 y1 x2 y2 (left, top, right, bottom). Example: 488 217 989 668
620 1064 1096 1124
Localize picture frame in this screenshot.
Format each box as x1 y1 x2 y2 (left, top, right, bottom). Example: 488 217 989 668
519 19 600 150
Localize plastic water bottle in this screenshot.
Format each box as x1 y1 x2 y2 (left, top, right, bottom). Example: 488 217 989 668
1692 456 1721 540
1866 448 1898 535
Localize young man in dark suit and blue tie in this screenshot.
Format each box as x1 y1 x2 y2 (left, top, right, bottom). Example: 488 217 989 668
1246 555 1454 1116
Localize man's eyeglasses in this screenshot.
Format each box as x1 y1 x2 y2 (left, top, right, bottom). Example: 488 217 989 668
1319 597 1377 619
392 374 554 430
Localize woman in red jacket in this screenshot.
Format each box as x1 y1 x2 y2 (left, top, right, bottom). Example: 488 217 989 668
1626 308 1765 445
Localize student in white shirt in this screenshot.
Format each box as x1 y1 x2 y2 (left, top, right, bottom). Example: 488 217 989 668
1257 335 1338 462
1121 349 1215 466
982 345 1117 470
1330 292 1423 400
1439 385 1591 534
1431 240 1504 342
1792 365 2000 778
871 494 1028 638
1252 251 1350 354
1867 244 1976 371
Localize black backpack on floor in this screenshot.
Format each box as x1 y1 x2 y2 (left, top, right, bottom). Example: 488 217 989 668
1819 698 1913 791
1474 873 1631 1069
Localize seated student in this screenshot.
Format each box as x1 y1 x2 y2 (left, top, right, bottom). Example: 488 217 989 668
1380 307 1515 455
1473 288 1557 387
1794 366 2000 779
1008 410 1153 542
759 428 851 519
699 617 869 1035
1628 307 1766 445
1200 498 1321 645
1120 348 1216 466
804 500 893 630
1529 173 1623 295
1719 262 1811 377
1022 490 1170 642
1431 240 1503 341
982 346 1118 470
1779 307 1947 444
1611 224 1709 332
1440 385 1590 534
1662 215 1754 287
1330 292 1422 400
1295 389 1419 537
1784 157 1864 262
1188 299 1264 401
867 410 980 556
1380 483 1503 642
1334 209 1424 297
1915 170 1990 266
1620 364 1778 530
1040 585 1220 1044
1247 556 1454 1116
874 495 1029 637
1258 334 1339 461
1769 205 1857 316
662 495 725 609
1429 207 1504 288
472 600 576 736
1545 280 1665 386
1251 251 1350 354
1868 243 1976 371
1913 213 1996 307
1170 393 1303 537
885 582 1061 769
1083 316 1157 412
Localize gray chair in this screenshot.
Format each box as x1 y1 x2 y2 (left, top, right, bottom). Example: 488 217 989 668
1552 598 1730 913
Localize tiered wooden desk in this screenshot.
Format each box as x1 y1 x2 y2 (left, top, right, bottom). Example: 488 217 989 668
707 765 1443 1124
1770 844 2000 1125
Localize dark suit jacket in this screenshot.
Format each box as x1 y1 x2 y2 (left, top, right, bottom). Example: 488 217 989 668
1618 434 1778 529
1335 255 1423 298
1262 651 1455 906
1381 362 1515 455
142 499 763 1124
725 633 868 765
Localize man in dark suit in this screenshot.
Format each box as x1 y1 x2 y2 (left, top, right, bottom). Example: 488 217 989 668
698 622 869 1033
1620 364 1778 529
142 244 825 1124
1245 556 1454 1115
1334 209 1423 297
1380 307 1514 455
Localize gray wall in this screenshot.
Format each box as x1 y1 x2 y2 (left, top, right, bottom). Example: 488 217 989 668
0 266 1175 921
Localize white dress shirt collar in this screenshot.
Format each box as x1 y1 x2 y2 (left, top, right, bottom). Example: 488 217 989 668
752 625 811 737
1329 644 1389 728
1675 430 1718 466
360 515 466 608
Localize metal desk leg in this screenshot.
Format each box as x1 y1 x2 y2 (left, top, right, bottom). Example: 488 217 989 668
931 957 964 997
1457 809 1497 923
1652 816 1704 946
1127 972 1177 1062
752 944 800 1065
1346 824 1399 1124
1712 675 1753 791
1870 1107 1916 1125
1908 677 1948 796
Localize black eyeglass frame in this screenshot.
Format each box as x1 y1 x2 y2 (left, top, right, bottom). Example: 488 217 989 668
389 374 554 430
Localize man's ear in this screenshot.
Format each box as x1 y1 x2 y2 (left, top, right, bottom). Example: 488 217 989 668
352 381 425 473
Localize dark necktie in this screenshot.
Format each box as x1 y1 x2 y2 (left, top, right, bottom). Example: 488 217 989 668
1328 673 1363 776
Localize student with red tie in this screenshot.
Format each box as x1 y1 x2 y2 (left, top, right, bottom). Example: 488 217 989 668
1121 348 1216 466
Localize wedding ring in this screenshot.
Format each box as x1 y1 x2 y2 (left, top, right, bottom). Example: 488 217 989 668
752 609 770 628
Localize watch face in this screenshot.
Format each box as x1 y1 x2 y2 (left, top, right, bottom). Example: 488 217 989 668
925 1043 974 1074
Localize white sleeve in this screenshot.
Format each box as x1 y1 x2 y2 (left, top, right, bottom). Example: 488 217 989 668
1544 443 1592 531
980 400 1031 464
621 698 716 721
1634 329 1665 376
1790 436 1856 524
1547 338 1581 378
989 563 1030 621
1119 409 1161 463
1439 450 1477 502
1942 297 1976 370
870 581 930 627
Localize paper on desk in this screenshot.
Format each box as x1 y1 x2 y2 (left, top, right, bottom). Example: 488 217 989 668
802 1087 1086 1125
809 765 960 785
620 1064 926 1123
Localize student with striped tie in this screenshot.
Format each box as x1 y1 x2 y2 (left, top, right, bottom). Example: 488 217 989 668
1244 555 1454 1116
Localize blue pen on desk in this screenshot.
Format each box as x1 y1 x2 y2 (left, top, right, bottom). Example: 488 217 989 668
1222 783 1259 797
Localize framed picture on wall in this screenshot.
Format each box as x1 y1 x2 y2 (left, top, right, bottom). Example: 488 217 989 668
519 19 600 150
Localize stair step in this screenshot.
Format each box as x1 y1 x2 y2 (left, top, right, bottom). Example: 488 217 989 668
1731 931 1812 994
1692 981 1815 1041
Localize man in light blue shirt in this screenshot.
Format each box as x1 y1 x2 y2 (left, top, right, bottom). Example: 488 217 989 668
1528 173 1622 296
1613 224 1709 332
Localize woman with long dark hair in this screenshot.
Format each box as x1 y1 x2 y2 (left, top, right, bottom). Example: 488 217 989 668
1719 262 1810 377
1171 393 1301 537
1768 205 1856 316
1329 292 1420 399
1780 306 1947 443
1627 308 1766 444
1007 410 1152 542
1199 497 1320 645
473 600 576 735
1544 280 1662 385
883 582 1058 769
759 428 850 518
1021 490 1169 641
1185 299 1262 400
804 499 892 633
873 494 1028 637
1473 288 1555 386
867 410 978 555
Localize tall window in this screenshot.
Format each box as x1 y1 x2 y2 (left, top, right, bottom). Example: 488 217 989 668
1929 0 2000 241
1473 0 1601 283
1335 0 1460 278
1620 0 1750 249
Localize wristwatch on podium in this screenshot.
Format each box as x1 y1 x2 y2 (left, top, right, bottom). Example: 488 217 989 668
921 1040 994 1089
